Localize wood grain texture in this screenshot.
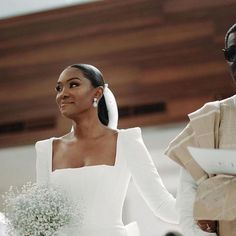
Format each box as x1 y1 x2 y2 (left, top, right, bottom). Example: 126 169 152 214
1 0 236 147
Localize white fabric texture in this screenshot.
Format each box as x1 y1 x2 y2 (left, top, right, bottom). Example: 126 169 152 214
176 168 217 236
36 127 178 236
103 84 118 129
0 213 7 236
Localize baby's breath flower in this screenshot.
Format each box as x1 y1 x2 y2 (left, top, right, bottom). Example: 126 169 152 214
2 182 82 236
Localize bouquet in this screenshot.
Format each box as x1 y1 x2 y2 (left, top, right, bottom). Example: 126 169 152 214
2 182 83 236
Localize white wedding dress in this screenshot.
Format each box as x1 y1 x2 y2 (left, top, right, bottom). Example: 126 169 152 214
36 127 178 236
0 213 7 236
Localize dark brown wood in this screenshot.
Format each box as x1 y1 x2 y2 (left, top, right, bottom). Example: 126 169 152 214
1 0 236 147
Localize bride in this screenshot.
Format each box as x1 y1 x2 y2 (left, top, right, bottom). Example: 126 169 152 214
35 64 178 236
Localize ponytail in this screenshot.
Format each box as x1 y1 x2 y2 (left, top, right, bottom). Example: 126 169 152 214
98 95 109 126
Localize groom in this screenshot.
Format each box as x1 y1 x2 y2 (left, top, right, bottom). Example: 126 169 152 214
165 23 236 236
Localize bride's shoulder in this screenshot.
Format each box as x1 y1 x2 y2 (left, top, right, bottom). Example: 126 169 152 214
35 138 52 148
35 132 72 147
118 127 142 139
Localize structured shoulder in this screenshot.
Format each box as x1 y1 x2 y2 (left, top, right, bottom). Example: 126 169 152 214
220 94 236 106
35 138 52 150
119 127 141 138
188 95 236 120
188 100 220 121
35 138 52 185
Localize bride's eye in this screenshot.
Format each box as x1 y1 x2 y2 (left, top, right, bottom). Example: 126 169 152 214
70 82 80 88
55 85 62 92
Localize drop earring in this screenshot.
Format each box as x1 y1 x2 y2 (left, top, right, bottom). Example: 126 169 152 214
93 98 98 107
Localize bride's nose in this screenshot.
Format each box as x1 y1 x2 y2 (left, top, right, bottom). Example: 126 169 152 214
58 87 70 100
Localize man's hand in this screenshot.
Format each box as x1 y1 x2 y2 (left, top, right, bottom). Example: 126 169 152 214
197 220 217 233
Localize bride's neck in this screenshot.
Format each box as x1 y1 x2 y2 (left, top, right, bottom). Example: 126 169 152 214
72 114 106 139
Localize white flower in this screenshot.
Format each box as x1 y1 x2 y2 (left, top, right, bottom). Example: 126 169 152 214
2 182 83 236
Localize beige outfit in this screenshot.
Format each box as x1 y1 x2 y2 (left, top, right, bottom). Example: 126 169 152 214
165 95 236 236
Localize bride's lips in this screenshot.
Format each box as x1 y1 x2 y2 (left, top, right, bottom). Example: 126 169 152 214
60 102 74 109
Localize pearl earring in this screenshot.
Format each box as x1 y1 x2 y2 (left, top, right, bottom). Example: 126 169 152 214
93 98 98 107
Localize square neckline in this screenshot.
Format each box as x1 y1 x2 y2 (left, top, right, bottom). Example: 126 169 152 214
50 130 120 173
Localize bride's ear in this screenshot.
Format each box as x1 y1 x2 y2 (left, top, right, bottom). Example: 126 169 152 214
94 86 104 101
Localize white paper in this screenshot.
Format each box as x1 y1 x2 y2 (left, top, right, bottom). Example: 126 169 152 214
188 146 236 175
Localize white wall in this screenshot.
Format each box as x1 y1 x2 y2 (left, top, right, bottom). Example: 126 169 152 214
0 122 186 236
0 145 36 195
0 0 98 19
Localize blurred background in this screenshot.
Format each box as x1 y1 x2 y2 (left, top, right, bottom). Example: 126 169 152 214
1 0 236 235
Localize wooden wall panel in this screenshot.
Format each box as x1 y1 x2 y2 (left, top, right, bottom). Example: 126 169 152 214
164 0 236 13
0 0 236 147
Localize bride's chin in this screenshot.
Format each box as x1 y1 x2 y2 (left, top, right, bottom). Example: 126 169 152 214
61 110 80 120
60 110 74 118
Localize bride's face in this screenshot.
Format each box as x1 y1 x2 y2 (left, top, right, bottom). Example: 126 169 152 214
55 67 96 118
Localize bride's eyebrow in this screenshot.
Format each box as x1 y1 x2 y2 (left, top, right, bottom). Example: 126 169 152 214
67 77 82 82
57 77 82 84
